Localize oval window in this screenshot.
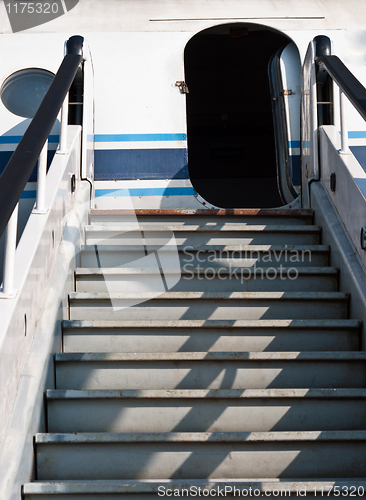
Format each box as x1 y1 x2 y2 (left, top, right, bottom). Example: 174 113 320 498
1 68 54 118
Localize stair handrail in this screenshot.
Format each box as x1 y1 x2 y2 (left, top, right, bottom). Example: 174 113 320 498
316 55 366 122
0 35 84 241
315 54 366 155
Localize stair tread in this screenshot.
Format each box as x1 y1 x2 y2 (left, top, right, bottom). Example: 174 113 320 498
35 430 366 443
91 208 314 216
81 244 329 251
85 224 321 232
46 388 366 399
55 351 366 361
62 319 360 329
75 267 338 275
23 478 366 494
69 291 348 300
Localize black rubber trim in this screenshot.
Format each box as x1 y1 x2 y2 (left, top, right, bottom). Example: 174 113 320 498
314 35 331 57
67 35 84 56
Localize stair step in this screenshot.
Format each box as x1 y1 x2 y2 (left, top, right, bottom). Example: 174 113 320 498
80 244 330 268
90 208 314 225
46 388 366 433
84 225 321 246
23 207 363 494
54 352 366 390
22 478 366 499
74 267 338 293
35 431 366 480
62 319 360 353
68 292 349 321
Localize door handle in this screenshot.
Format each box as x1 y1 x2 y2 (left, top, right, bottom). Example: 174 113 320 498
175 81 189 94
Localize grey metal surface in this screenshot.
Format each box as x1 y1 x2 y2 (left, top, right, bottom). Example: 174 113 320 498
89 208 314 226
75 267 338 293
46 388 366 433
69 291 349 321
35 431 366 480
62 319 360 353
80 244 330 268
311 181 366 347
54 352 366 390
24 478 366 499
90 217 315 226
84 225 321 246
22 492 362 499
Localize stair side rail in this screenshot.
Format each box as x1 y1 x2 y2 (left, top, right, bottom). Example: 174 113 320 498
304 36 366 269
0 35 84 297
315 54 366 154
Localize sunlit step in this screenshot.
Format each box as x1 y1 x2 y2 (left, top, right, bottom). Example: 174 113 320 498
84 225 321 246
74 267 339 293
46 388 366 433
80 244 330 268
55 352 366 390
89 208 314 226
35 431 366 480
68 291 349 321
23 478 366 499
62 319 360 353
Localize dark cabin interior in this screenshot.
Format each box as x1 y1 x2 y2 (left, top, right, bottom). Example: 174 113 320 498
185 24 291 208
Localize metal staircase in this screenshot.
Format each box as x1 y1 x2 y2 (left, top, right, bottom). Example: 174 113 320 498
24 209 366 499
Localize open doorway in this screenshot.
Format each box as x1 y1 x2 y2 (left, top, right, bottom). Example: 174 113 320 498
184 24 294 208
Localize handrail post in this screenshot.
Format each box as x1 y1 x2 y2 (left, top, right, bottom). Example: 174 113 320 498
339 89 351 154
57 93 69 154
2 203 19 297
57 36 84 156
33 139 48 213
311 55 319 180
